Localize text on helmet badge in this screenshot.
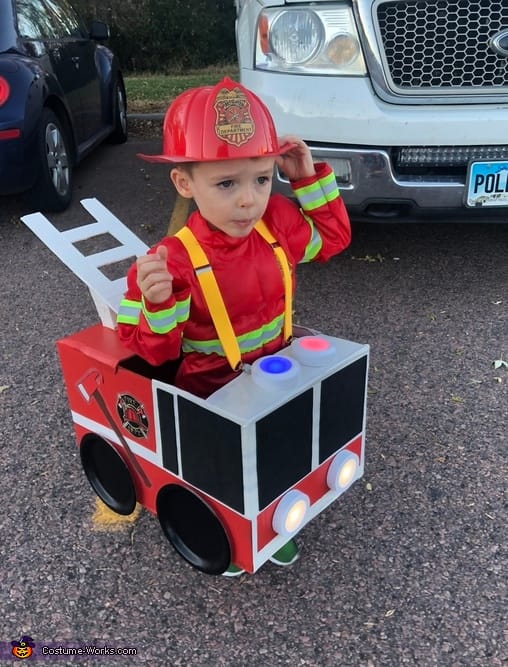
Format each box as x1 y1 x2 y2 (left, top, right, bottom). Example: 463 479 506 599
214 86 255 147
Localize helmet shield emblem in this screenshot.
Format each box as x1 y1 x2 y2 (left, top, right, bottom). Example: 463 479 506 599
214 86 255 147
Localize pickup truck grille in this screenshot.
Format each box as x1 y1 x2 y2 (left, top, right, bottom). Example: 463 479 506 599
377 0 508 92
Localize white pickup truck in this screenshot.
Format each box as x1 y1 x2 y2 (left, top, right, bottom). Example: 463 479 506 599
235 0 508 221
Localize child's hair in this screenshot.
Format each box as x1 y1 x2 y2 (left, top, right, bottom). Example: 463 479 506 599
167 192 190 236
166 164 195 236
171 162 195 175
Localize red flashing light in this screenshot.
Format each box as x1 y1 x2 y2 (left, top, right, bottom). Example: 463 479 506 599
0 76 10 106
298 337 331 352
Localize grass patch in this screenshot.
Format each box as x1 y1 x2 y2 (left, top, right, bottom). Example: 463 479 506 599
125 64 239 113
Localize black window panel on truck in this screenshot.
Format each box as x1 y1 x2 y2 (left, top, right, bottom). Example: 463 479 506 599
178 397 245 513
319 356 368 463
157 388 178 474
256 390 313 510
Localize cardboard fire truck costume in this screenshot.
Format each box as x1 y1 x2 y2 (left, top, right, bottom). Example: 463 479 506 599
21 80 369 575
23 199 368 575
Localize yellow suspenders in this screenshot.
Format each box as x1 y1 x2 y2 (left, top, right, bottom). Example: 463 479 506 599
175 220 292 371
254 220 293 345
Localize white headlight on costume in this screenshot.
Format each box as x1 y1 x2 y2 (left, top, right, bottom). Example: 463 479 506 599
326 450 359 492
272 489 310 537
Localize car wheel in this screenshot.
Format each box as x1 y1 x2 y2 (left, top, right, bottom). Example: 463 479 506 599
108 79 128 144
29 108 72 212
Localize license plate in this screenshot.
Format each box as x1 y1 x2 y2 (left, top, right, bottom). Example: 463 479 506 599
466 160 508 207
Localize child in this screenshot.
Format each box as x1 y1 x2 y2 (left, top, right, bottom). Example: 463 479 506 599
117 77 351 573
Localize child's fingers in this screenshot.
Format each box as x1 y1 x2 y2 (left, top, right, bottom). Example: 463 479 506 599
141 270 173 289
136 245 174 303
138 271 173 304
278 135 305 153
137 254 172 285
156 244 168 262
137 256 162 280
138 250 170 275
144 279 173 302
278 134 299 147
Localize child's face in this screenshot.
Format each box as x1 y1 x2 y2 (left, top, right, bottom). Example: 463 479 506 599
171 157 275 238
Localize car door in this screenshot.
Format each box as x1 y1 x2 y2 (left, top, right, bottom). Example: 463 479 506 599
44 0 103 140
16 0 102 144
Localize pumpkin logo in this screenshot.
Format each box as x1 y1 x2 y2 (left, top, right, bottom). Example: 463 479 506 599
11 636 34 659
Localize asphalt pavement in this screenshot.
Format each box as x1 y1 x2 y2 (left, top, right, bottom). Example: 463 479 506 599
0 131 506 667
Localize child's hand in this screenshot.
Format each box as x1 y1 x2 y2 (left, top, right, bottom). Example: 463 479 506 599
275 135 316 181
136 245 173 304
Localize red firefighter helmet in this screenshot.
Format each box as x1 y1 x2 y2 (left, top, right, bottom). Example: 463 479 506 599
137 77 290 163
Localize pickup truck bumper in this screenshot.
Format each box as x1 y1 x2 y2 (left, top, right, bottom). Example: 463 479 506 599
277 145 508 222
239 70 508 222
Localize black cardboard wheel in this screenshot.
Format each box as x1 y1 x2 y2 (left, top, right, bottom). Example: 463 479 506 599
80 434 136 515
157 484 231 574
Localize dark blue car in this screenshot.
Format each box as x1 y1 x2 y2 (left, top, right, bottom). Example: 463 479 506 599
0 0 127 211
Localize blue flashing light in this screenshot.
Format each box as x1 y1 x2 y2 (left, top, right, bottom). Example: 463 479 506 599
259 356 293 375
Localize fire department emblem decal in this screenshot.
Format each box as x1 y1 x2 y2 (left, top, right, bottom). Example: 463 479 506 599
214 86 255 147
117 394 149 438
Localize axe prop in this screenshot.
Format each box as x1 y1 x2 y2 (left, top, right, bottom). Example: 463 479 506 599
77 370 152 488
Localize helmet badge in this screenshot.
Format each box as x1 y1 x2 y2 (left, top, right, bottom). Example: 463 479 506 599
214 86 255 147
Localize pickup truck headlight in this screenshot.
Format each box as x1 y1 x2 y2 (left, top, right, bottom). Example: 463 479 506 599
256 7 366 75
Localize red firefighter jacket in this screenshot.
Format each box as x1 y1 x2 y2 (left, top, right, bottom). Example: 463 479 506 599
117 163 351 398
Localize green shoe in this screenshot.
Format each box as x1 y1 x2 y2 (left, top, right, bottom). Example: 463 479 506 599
269 539 299 566
222 563 245 577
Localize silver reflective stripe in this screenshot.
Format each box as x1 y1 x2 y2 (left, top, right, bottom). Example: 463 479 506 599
182 313 284 356
117 299 141 325
141 296 190 334
294 182 327 211
300 214 323 263
320 171 340 201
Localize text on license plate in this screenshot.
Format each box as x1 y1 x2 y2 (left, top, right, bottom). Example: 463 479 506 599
466 160 508 207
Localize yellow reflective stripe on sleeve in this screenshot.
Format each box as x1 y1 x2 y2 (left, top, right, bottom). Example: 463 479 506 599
299 212 323 263
141 295 190 334
293 171 340 211
319 171 340 202
117 299 141 325
293 181 327 211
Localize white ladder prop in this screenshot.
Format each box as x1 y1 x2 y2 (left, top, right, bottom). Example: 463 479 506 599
21 198 149 329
